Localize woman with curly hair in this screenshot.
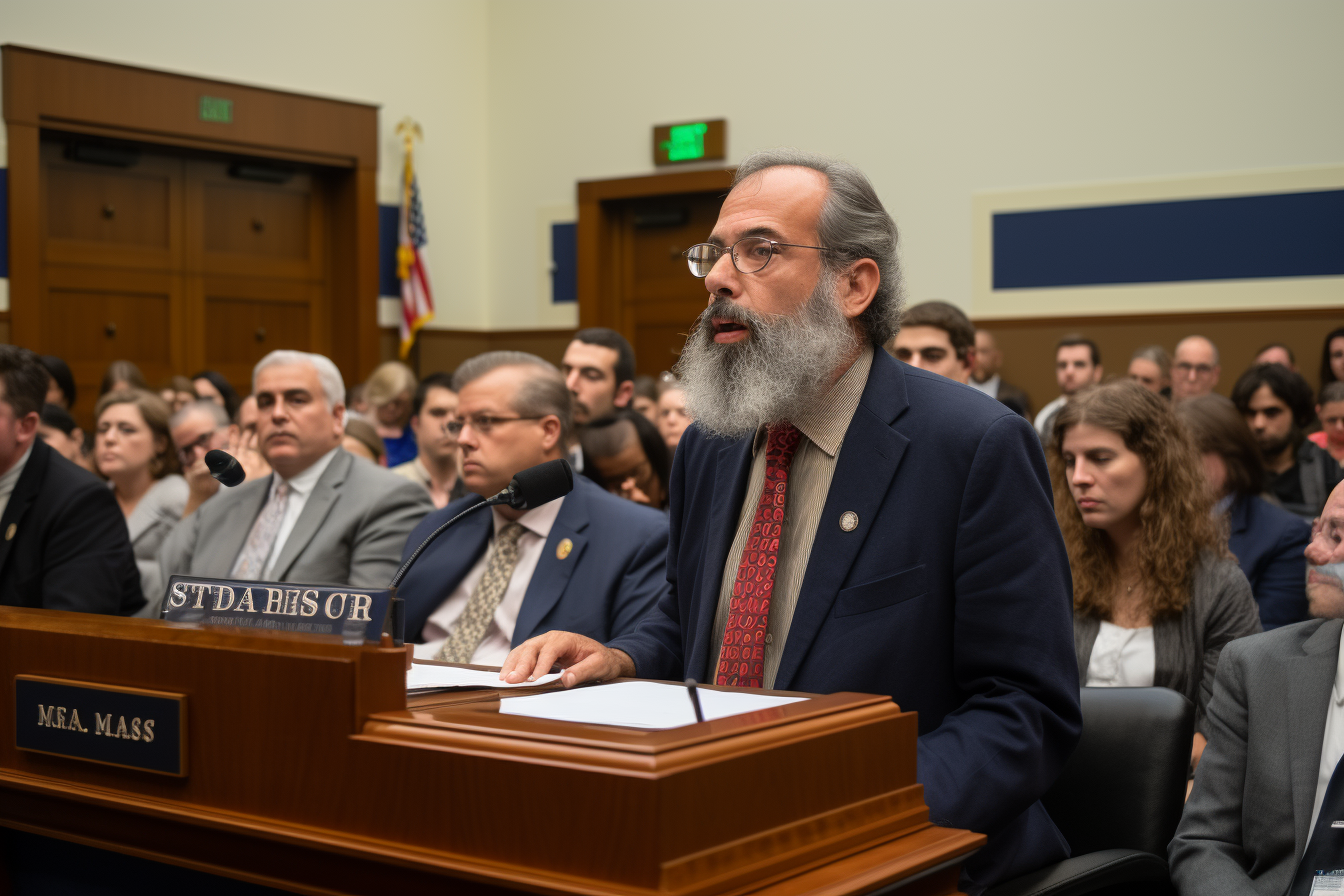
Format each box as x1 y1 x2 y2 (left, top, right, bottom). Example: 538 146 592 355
1050 379 1261 769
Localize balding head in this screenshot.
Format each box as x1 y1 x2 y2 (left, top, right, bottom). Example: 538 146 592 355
1173 335 1221 399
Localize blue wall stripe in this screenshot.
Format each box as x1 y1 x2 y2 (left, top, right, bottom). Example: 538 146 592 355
993 189 1344 290
551 222 577 304
0 169 8 278
378 204 399 297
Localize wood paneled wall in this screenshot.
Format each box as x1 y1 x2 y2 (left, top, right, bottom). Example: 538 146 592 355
980 307 1344 413
381 328 576 377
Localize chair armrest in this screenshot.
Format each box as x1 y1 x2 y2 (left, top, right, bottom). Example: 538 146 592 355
983 848 1172 896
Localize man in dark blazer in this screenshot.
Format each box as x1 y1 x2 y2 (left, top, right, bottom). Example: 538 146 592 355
397 352 668 663
502 151 1081 894
0 346 141 614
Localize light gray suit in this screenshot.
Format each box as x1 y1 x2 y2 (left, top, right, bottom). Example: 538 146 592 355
1169 617 1343 896
158 450 434 595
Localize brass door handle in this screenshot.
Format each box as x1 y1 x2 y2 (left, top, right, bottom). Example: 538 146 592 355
102 204 115 219
255 327 266 342
104 322 117 338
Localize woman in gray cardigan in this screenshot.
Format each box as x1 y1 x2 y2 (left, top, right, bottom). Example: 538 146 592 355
1048 380 1262 771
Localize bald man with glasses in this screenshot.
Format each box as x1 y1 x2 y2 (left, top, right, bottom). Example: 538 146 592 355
394 351 670 664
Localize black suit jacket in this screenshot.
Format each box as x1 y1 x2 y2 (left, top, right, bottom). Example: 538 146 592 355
609 349 1081 894
0 438 142 615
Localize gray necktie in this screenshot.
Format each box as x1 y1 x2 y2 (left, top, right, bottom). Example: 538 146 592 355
231 480 290 579
437 522 526 663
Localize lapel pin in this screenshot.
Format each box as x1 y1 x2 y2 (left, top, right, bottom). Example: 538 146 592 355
4 523 15 541
556 538 573 560
839 511 859 532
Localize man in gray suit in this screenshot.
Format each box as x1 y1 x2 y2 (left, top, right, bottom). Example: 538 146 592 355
1170 481 1344 895
159 351 433 592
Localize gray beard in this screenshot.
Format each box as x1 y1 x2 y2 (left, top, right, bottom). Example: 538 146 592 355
674 276 861 440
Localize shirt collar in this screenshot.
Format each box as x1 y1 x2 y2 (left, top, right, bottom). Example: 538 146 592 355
492 494 565 541
752 346 874 458
0 443 34 495
275 446 341 499
1334 625 1344 708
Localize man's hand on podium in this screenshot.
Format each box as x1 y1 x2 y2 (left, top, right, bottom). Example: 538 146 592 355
500 632 636 689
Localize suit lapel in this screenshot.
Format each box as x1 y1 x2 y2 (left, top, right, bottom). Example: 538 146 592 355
0 441 49 579
513 488 589 645
684 437 755 680
774 352 911 691
214 477 271 573
1229 496 1251 536
1289 619 1342 857
270 452 349 580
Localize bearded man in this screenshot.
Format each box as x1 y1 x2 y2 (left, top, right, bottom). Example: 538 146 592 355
502 150 1081 895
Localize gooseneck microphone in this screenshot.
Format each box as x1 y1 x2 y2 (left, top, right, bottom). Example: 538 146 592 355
388 458 573 590
204 449 246 487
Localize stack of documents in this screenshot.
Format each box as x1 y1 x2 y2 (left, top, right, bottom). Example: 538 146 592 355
406 663 561 694
498 680 806 729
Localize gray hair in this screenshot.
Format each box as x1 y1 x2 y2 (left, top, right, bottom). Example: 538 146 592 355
452 351 574 443
1130 344 1172 378
170 399 230 431
252 350 346 412
732 148 904 346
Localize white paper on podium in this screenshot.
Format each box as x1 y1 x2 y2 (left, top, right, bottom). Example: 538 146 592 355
496 680 806 729
406 663 562 693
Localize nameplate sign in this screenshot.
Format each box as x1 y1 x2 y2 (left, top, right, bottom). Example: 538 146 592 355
162 576 392 644
15 676 186 776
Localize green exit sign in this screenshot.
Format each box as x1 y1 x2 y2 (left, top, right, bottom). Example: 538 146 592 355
199 96 233 124
653 119 725 166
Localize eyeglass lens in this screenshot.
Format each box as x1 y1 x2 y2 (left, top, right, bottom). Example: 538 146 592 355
685 238 775 277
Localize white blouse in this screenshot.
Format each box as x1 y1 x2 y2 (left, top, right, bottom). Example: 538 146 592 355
1085 621 1156 687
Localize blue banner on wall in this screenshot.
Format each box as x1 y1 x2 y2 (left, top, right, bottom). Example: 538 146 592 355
993 189 1344 290
552 222 577 304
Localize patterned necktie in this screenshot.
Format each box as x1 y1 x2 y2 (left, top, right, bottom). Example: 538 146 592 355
437 522 526 663
1291 752 1344 896
230 480 290 579
715 424 804 688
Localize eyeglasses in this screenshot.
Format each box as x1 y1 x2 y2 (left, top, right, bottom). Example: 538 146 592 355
444 414 544 437
683 237 830 278
176 431 217 465
1174 362 1216 377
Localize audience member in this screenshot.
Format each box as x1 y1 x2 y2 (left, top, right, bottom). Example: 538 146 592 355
1172 335 1221 400
969 328 1032 417
391 372 468 508
345 382 370 417
170 400 232 518
889 300 975 384
502 149 1081 894
342 417 386 464
1050 380 1260 772
561 327 635 425
100 360 148 396
95 389 188 614
38 404 91 471
158 375 198 414
0 347 141 614
1232 363 1344 521
229 394 272 482
1309 381 1344 462
190 370 241 419
656 373 691 453
631 374 659 424
159 351 432 588
363 360 418 467
1170 483 1344 895
395 351 669 662
580 409 670 509
40 355 76 410
1175 394 1310 629
1320 326 1344 392
1127 344 1171 397
1034 335 1102 439
1254 342 1296 371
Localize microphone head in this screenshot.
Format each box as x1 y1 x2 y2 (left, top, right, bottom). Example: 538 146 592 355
504 459 574 510
204 449 246 487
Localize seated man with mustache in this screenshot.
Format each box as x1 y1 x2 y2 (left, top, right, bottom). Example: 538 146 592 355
501 149 1081 895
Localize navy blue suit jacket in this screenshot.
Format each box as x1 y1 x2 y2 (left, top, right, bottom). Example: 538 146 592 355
398 475 669 647
609 350 1082 894
1227 494 1309 630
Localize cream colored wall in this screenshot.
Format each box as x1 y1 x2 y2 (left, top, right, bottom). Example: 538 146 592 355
2 1 1341 329
0 0 491 327
483 0 1344 325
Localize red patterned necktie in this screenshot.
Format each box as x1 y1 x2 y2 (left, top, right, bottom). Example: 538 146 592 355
715 423 804 688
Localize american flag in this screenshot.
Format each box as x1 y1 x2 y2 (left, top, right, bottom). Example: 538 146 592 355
397 153 435 359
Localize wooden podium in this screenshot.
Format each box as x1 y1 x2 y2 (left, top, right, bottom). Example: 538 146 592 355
0 608 982 895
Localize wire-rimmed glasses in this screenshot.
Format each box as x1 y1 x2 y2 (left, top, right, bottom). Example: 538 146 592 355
682 237 829 278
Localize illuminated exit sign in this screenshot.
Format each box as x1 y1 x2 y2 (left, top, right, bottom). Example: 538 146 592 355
199 96 233 123
653 119 725 166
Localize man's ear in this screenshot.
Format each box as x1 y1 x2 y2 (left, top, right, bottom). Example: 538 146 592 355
613 379 635 409
332 403 347 438
539 415 563 452
1092 366 1104 384
961 347 977 375
15 412 39 444
836 258 880 322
